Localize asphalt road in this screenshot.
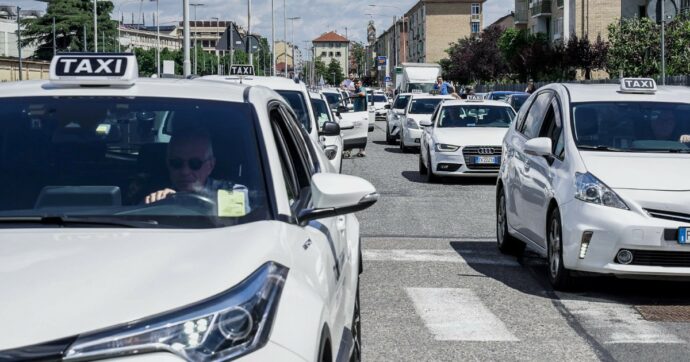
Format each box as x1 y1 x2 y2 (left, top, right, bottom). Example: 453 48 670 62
343 121 690 362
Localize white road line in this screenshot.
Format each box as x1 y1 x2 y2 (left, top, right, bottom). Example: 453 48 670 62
559 298 685 344
363 249 519 266
406 288 519 341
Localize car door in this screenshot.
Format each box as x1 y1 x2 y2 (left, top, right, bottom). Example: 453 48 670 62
521 96 565 246
510 91 553 245
422 105 440 164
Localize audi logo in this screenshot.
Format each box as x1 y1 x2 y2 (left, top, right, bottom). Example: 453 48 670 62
477 148 495 155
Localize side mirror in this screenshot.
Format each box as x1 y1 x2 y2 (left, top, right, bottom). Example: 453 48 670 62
320 121 341 137
338 105 348 113
297 173 378 226
332 110 341 119
419 119 433 127
384 104 391 109
524 137 553 158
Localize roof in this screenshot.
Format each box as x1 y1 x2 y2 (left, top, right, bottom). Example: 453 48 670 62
411 93 455 100
0 78 249 103
561 83 690 103
312 31 349 43
202 75 307 92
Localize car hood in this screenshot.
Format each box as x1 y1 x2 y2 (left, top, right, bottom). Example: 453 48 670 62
406 114 432 123
580 152 690 191
434 127 508 147
0 221 292 349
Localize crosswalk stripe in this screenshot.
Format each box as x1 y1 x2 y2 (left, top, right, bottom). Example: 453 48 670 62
559 298 685 344
406 287 520 341
363 249 519 266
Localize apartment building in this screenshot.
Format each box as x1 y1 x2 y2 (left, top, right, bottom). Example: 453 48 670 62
312 31 350 75
0 6 41 58
406 0 485 63
118 25 182 52
514 0 687 43
274 40 301 74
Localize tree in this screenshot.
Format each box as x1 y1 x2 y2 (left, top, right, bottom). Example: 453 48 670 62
327 58 345 86
606 17 660 77
314 57 328 84
444 26 507 84
21 0 118 60
565 35 608 80
664 14 690 76
351 42 366 77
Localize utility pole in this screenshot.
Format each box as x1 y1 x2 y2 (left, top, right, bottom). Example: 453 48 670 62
93 0 97 52
271 0 276 75
83 24 87 51
17 6 22 80
212 17 220 75
52 17 56 57
344 26 349 77
661 0 666 85
190 2 204 74
183 0 191 77
247 0 253 65
283 0 288 78
155 0 160 77
288 16 300 78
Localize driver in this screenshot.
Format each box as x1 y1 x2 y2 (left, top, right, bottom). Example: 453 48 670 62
650 110 690 143
145 128 217 204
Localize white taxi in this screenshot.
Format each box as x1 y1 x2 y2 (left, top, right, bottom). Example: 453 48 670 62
371 91 390 122
497 78 690 290
385 93 412 144
419 96 516 182
399 93 454 153
0 54 376 361
310 91 344 173
201 75 342 173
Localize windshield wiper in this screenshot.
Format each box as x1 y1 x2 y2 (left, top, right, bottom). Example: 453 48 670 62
577 145 626 152
0 216 160 228
629 148 690 153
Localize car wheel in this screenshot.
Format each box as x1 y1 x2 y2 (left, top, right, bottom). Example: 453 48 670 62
426 154 439 183
349 281 362 362
386 124 395 145
496 190 525 255
419 153 428 175
547 208 573 291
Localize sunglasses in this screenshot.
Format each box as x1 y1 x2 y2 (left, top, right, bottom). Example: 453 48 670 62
167 158 209 171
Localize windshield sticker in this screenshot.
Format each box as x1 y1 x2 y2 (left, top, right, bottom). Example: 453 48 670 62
217 189 247 217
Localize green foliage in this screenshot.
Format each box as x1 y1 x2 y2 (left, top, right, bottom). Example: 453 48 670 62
314 57 328 84
606 17 660 77
21 0 118 60
444 27 507 84
664 14 690 75
327 58 345 86
351 42 366 77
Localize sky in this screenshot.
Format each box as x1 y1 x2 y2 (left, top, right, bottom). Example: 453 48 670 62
14 0 513 50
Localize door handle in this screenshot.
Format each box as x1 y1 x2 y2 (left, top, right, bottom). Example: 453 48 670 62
524 159 531 172
336 216 347 231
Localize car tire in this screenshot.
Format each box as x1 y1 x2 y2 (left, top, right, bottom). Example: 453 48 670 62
426 154 439 183
400 130 410 153
547 208 574 291
349 281 362 362
496 190 525 255
419 153 428 175
386 124 395 145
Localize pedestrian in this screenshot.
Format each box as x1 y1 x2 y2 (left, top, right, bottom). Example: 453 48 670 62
525 79 536 94
433 76 452 95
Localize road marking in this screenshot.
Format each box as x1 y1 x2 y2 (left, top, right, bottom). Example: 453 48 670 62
363 249 519 266
406 288 519 341
559 298 685 344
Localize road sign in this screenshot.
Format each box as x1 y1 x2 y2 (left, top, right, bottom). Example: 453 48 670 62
229 65 255 76
377 56 387 66
647 0 677 23
385 76 391 82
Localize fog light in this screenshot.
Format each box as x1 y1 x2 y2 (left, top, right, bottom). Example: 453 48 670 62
579 231 593 259
616 249 634 265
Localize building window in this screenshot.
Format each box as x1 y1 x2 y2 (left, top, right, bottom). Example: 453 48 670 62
329 51 334 56
336 51 341 57
471 3 480 14
321 51 327 57
471 22 480 33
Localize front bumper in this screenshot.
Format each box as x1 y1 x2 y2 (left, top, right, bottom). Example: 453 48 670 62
561 200 690 277
402 127 422 147
430 151 500 177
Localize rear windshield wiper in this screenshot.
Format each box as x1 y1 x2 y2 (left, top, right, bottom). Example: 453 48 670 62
0 216 160 228
577 145 626 152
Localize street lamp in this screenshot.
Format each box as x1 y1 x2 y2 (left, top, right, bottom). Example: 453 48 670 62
287 16 300 78
283 0 287 78
211 16 220 75
271 0 276 76
190 2 205 75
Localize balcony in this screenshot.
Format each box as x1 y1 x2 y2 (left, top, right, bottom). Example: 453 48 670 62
470 14 481 22
530 0 552 17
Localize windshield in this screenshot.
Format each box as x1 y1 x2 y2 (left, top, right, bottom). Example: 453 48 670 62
488 93 517 101
0 97 271 228
409 98 444 114
509 95 529 110
373 95 387 103
311 98 333 128
276 90 311 132
407 83 435 93
394 95 411 110
438 105 515 128
572 102 690 152
323 92 341 109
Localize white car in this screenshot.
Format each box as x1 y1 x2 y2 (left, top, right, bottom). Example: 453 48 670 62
0 54 377 361
399 93 454 153
497 78 690 290
321 88 346 113
202 75 341 172
419 97 516 182
311 92 344 173
385 93 412 144
370 92 390 122
338 91 372 152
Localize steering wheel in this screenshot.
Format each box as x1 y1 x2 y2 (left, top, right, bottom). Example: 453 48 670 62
151 191 216 214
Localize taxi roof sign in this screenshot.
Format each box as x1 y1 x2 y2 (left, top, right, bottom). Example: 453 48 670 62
466 94 484 102
50 53 138 86
229 65 255 76
620 78 657 94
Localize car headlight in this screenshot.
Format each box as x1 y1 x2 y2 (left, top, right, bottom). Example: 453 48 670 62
405 118 419 129
435 143 460 152
65 262 289 362
575 172 629 210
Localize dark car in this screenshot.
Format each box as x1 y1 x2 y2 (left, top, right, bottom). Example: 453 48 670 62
485 91 528 102
504 93 531 112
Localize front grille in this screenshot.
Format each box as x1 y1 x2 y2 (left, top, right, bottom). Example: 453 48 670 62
436 163 462 172
463 146 502 170
621 250 690 267
646 209 690 223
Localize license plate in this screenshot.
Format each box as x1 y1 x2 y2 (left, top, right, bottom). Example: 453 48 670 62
414 138 420 143
679 227 690 244
473 156 499 164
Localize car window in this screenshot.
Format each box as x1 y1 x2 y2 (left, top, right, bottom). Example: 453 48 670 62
275 106 312 190
373 95 387 103
310 98 332 129
538 99 565 159
275 90 311 133
409 98 444 114
394 95 411 110
270 108 300 205
438 105 515 128
0 96 271 228
323 92 341 109
520 92 553 139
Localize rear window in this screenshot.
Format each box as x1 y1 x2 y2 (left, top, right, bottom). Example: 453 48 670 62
409 98 444 114
394 96 410 110
438 105 515 128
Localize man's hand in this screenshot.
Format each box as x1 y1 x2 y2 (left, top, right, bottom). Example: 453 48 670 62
680 134 690 143
145 188 176 204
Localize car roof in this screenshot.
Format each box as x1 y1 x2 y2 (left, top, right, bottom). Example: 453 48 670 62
321 88 341 94
490 91 525 95
0 78 249 103
309 91 325 100
410 93 454 100
441 99 513 107
561 83 690 104
201 75 306 92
